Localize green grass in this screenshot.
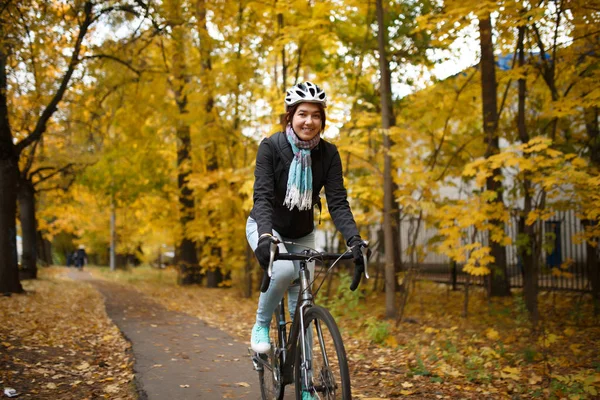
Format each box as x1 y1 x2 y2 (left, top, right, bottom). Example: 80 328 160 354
90 264 178 285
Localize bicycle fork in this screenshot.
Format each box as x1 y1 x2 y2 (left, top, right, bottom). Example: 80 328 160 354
298 259 316 394
298 302 312 393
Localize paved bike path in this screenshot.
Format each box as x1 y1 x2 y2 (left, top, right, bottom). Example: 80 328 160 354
67 270 272 399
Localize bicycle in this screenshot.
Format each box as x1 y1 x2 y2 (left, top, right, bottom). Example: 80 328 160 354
251 238 369 399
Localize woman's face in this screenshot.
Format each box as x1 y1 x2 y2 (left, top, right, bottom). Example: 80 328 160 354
291 102 322 141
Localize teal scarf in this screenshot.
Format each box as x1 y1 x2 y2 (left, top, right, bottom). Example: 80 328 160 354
284 124 321 211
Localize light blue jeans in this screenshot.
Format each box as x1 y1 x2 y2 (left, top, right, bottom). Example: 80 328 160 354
246 216 315 327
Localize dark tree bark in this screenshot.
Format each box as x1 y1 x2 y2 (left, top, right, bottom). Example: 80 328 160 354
204 148 222 288
584 107 599 165
516 25 539 324
583 107 600 313
37 230 52 266
206 260 224 288
21 160 77 275
170 6 201 285
392 203 403 288
175 123 200 284
582 219 600 315
0 47 23 294
582 92 599 317
197 0 223 288
571 2 600 315
478 14 511 297
18 178 37 280
376 0 398 318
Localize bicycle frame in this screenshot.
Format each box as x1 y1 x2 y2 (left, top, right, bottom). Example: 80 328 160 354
275 251 313 386
253 241 368 398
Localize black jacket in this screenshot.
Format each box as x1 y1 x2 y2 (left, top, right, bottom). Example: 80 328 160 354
250 131 360 241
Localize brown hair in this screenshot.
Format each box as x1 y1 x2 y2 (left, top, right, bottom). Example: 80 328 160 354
285 102 327 133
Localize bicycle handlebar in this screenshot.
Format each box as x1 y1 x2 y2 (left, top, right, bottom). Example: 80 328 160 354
276 253 353 261
259 239 369 293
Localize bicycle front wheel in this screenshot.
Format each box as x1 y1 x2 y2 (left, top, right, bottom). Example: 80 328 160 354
295 306 351 399
258 307 285 400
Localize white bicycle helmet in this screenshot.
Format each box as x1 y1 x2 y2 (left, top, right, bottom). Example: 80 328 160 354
285 81 327 110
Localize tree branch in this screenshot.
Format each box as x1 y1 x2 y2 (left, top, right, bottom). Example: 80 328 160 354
496 40 522 129
20 137 40 178
91 4 141 24
29 166 56 180
15 1 94 155
434 132 485 182
32 163 75 186
36 173 76 193
428 69 478 171
81 53 142 76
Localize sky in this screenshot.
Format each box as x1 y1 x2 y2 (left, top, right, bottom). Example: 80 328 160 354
394 22 481 98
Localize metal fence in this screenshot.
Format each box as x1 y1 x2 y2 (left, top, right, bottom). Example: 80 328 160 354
401 209 594 292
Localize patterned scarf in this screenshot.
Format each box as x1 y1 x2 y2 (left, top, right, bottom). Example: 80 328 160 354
284 124 321 211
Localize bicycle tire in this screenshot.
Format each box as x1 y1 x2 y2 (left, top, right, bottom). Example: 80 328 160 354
294 306 351 399
258 306 285 400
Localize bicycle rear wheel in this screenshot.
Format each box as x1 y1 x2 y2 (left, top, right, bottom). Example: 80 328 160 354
294 306 351 399
258 307 285 400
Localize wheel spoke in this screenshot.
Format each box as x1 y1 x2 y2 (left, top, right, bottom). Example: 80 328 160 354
295 306 350 399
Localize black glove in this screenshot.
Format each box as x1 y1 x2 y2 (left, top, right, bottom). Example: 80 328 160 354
348 235 371 266
348 235 370 291
255 234 278 270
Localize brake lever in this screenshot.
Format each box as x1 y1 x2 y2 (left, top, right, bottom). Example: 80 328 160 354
268 239 279 277
361 240 370 279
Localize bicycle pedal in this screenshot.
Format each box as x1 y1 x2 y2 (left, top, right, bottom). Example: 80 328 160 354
248 348 264 371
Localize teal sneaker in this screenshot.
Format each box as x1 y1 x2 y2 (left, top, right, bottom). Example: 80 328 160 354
302 391 315 400
250 323 270 353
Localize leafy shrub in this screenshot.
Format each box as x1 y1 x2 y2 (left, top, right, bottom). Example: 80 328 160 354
320 274 364 319
364 316 391 345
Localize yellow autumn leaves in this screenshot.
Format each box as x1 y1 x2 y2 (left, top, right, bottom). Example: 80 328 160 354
0 269 136 399
427 136 599 275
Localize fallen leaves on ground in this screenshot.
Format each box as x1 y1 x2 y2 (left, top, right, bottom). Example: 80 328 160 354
91 266 600 398
0 268 136 400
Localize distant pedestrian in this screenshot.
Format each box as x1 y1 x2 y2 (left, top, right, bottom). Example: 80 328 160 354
74 245 88 270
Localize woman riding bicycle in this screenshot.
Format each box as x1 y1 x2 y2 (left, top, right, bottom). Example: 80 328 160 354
246 82 370 366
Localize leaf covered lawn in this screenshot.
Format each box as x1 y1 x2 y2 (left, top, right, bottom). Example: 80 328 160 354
94 265 600 399
6 266 598 399
0 268 136 400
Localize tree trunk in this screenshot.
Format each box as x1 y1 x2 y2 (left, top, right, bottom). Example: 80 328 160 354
582 103 599 316
18 178 37 280
581 220 600 315
583 105 599 161
197 0 223 288
0 160 22 293
572 3 600 315
110 203 116 271
478 14 510 297
176 120 200 285
0 47 23 294
516 24 539 324
376 0 397 319
170 1 200 285
583 106 599 313
392 202 402 290
37 230 52 265
206 264 224 288
278 11 287 94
